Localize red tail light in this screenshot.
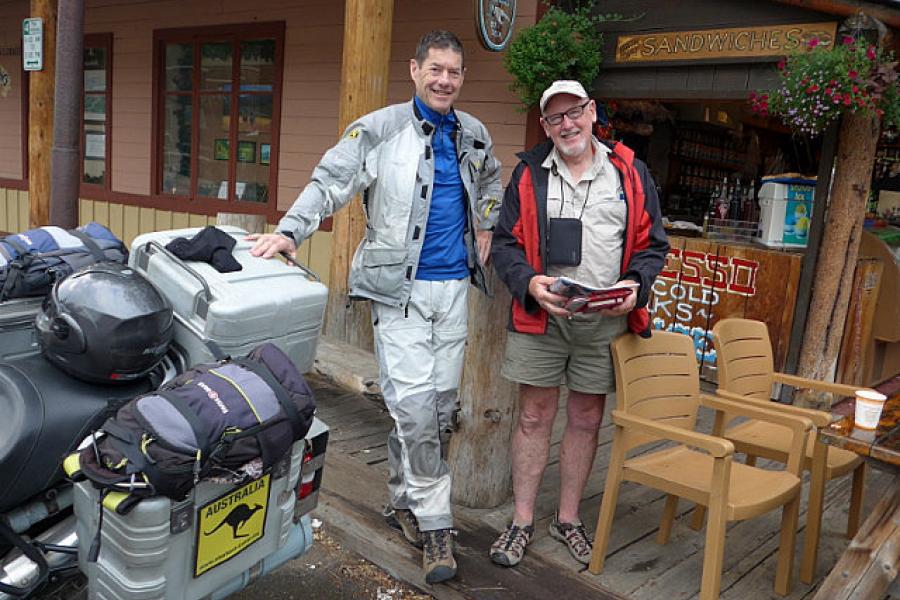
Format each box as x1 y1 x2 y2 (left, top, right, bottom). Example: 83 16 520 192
297 450 315 500
293 429 327 523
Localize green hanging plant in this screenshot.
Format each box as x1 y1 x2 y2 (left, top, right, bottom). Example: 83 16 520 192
504 1 611 110
749 33 900 136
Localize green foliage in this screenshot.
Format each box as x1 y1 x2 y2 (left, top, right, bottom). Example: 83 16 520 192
503 2 604 109
751 34 900 136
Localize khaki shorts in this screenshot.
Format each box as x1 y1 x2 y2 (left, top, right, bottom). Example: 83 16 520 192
501 314 628 394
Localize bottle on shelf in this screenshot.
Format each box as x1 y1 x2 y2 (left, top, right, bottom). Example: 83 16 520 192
730 178 743 221
703 183 720 236
715 177 730 220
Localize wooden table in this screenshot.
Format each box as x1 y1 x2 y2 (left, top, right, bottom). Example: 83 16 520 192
813 376 900 600
819 376 900 468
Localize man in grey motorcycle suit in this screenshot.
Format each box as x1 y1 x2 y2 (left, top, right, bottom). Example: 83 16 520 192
249 30 502 583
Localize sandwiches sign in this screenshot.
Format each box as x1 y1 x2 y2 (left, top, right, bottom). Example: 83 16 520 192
616 22 837 64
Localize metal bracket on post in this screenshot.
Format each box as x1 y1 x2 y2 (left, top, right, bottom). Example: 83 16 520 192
170 499 194 535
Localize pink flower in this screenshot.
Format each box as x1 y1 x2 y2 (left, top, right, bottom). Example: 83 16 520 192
852 85 859 93
848 69 859 79
843 94 852 106
867 46 877 60
842 35 855 46
777 58 786 70
807 38 819 49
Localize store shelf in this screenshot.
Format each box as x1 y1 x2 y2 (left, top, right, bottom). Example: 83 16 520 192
670 153 746 171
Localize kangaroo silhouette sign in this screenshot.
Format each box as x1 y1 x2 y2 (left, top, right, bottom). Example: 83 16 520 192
195 474 270 576
205 503 265 539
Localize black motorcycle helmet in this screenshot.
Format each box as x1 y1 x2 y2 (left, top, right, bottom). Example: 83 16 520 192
36 262 174 384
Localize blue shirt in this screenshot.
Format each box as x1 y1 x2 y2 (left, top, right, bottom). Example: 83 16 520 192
413 96 469 281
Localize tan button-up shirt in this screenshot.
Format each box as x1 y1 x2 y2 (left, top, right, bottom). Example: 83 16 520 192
543 139 626 290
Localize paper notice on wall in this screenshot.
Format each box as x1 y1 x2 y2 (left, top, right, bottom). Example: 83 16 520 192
85 134 105 159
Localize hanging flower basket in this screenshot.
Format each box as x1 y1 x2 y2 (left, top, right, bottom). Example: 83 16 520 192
750 34 899 136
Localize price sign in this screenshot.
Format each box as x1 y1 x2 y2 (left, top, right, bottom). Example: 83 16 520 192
22 18 42 72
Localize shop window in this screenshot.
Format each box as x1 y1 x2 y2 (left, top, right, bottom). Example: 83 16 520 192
83 34 112 189
154 23 283 212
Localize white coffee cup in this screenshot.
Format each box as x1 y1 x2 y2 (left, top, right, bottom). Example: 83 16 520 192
854 390 888 430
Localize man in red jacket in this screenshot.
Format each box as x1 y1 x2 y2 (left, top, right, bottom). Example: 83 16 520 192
489 80 668 567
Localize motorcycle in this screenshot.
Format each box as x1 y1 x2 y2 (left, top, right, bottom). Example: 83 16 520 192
0 228 330 599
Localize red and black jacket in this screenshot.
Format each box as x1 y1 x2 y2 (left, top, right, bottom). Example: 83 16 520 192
491 138 669 337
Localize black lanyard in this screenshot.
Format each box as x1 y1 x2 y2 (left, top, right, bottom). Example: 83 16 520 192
557 174 593 220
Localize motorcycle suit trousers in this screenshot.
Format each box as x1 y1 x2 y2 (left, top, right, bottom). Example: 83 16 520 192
372 278 468 532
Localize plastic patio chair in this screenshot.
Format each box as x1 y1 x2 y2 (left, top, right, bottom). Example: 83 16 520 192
692 317 867 584
588 330 812 600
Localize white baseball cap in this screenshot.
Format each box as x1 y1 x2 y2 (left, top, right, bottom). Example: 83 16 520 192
539 80 589 113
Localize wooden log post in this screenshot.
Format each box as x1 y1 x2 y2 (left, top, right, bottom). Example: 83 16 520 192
836 258 884 386
323 0 394 351
450 273 517 508
216 212 267 234
451 3 550 508
813 480 900 600
795 110 881 409
28 0 57 228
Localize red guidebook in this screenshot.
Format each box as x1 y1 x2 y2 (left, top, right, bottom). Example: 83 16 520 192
548 277 639 314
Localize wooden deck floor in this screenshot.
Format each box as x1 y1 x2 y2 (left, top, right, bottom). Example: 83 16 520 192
310 374 896 599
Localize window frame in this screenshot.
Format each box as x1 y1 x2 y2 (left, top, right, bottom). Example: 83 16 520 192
0 42 29 191
80 32 113 195
151 22 285 220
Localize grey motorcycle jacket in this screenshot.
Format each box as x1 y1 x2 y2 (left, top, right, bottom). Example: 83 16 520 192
276 100 503 307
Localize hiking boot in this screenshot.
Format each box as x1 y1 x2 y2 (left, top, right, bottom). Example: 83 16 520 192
549 514 592 564
490 522 534 567
383 506 422 548
422 528 457 584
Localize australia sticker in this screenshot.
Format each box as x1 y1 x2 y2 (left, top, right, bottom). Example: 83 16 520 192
194 474 270 577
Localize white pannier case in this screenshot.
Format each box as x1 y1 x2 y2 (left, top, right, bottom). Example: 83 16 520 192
129 226 328 373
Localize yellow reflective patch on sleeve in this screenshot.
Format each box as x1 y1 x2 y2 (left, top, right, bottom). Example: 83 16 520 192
483 197 497 218
346 128 361 139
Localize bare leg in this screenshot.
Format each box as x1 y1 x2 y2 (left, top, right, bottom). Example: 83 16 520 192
511 384 560 525
558 391 605 523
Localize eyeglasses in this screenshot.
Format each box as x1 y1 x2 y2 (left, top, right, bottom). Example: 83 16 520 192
542 100 591 126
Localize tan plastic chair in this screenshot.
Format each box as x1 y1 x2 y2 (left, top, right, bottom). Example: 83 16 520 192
693 318 867 584
589 331 812 600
